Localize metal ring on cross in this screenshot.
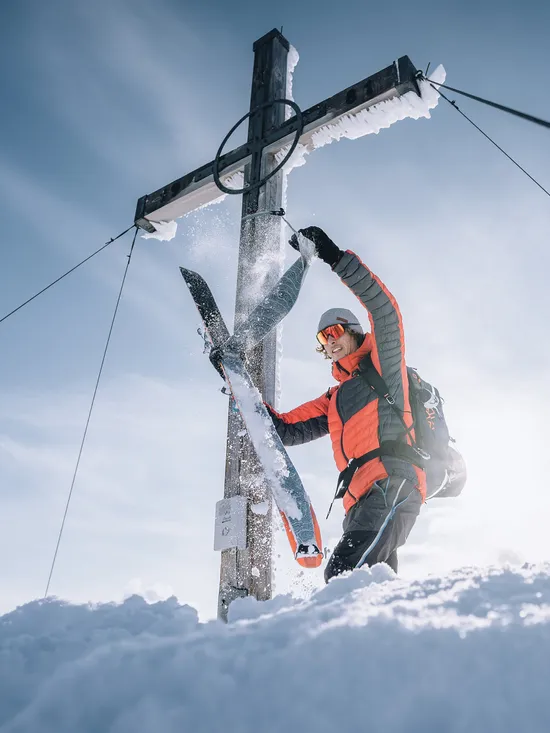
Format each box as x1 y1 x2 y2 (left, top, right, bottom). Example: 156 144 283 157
212 99 303 196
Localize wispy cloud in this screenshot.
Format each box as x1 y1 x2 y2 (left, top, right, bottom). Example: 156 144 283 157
20 0 225 179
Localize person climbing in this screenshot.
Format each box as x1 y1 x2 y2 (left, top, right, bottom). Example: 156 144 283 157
265 226 426 582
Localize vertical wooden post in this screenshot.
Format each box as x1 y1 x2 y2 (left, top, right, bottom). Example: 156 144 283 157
218 30 289 620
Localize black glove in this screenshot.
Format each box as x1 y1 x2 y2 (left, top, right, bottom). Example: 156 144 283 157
209 346 225 380
289 226 344 268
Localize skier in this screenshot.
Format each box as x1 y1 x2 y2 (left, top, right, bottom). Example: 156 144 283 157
265 226 425 582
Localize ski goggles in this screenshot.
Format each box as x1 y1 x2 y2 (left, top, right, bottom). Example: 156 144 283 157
316 323 346 346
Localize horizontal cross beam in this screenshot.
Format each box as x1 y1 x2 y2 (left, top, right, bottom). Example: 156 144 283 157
135 56 420 232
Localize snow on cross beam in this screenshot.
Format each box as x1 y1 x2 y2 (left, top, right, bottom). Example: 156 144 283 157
134 56 444 237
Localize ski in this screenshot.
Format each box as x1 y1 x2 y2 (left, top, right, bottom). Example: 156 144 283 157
180 245 322 568
225 241 314 354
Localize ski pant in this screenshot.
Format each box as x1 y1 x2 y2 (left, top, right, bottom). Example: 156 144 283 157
324 473 422 583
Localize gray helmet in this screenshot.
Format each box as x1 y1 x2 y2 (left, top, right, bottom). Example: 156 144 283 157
317 308 363 334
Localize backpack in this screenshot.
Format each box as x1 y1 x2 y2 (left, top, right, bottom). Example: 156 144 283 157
358 357 467 500
406 368 466 499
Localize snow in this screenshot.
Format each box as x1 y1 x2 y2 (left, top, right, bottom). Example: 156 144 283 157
275 65 446 172
2 563 550 732
250 501 270 516
295 230 316 260
204 169 244 205
140 218 177 242
285 44 300 113
223 362 299 519
274 39 301 404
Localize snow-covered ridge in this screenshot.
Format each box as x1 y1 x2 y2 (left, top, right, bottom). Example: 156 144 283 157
2 563 550 732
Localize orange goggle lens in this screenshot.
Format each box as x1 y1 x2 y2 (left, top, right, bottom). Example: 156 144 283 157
316 323 346 346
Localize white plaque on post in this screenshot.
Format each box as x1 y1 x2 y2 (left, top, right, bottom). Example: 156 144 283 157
214 496 247 551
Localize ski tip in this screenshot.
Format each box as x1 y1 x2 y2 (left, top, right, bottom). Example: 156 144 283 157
180 266 199 279
180 267 211 292
296 554 323 569
280 511 324 570
294 542 323 568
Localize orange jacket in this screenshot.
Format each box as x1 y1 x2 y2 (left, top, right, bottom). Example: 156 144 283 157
267 250 426 513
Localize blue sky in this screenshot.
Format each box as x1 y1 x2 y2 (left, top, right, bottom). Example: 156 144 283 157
1 0 550 618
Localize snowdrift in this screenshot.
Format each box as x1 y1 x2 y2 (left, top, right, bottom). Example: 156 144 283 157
2 564 550 732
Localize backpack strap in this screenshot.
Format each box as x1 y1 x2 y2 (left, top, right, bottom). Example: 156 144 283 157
337 442 425 495
325 440 424 518
325 355 430 520
355 355 425 453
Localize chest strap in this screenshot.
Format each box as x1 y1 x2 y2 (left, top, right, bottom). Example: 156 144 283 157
325 441 425 519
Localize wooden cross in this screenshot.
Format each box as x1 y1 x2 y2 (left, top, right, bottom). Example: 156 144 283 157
135 28 423 620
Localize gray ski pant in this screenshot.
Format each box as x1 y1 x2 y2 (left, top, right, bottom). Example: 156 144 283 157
324 473 422 583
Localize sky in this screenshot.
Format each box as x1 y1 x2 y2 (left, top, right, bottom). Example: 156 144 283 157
1 0 549 619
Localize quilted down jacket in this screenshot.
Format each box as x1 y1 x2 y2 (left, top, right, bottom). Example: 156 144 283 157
267 250 426 513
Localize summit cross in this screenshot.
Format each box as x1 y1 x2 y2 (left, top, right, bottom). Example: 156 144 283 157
135 28 427 620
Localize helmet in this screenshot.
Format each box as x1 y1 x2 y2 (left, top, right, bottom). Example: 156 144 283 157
317 308 363 335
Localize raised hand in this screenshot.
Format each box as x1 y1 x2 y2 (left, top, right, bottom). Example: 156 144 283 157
289 226 344 268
